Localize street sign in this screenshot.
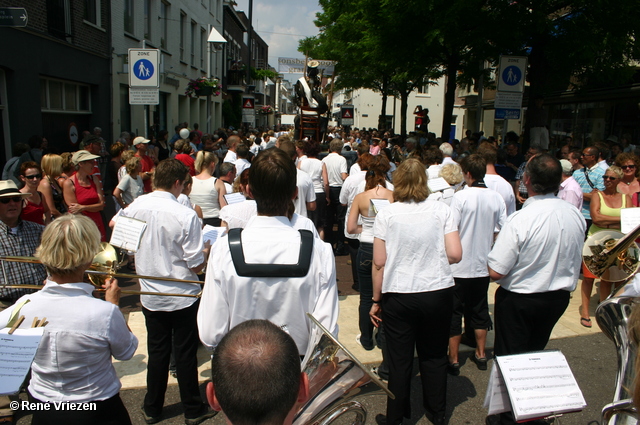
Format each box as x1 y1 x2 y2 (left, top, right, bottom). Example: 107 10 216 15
242 98 255 109
341 105 354 125
495 91 523 109
495 109 521 120
497 56 527 93
129 87 159 105
128 49 159 87
0 7 28 27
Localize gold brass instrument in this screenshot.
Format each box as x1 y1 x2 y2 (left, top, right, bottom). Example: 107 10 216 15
294 314 394 425
0 243 202 298
584 224 640 423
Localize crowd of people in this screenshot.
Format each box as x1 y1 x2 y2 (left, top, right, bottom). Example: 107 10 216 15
0 122 638 425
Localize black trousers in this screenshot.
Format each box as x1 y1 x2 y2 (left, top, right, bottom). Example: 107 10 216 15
326 186 346 248
30 393 131 425
383 288 453 425
493 287 570 425
142 301 205 419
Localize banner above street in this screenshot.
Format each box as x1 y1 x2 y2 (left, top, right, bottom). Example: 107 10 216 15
278 57 335 75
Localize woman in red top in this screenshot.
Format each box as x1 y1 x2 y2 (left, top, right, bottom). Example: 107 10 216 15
174 139 196 176
62 150 107 241
19 162 51 225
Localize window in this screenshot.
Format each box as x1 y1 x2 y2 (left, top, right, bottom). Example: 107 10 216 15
191 21 197 66
417 84 429 95
47 0 71 40
144 0 151 40
180 12 186 61
84 0 101 26
160 2 168 49
201 28 206 69
40 78 91 113
124 0 134 34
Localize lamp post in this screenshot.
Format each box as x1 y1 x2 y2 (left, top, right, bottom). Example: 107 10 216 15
207 25 226 133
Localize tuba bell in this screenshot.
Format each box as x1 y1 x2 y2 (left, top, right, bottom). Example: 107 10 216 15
294 314 394 425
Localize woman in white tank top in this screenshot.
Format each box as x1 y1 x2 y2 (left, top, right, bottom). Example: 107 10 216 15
189 151 227 226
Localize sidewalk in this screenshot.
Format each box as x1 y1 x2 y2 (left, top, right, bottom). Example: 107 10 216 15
113 280 602 390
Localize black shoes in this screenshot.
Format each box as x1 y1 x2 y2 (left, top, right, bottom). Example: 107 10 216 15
447 362 461 376
470 354 488 371
184 405 218 425
141 406 161 425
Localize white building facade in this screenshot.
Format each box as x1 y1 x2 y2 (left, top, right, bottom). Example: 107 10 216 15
111 0 225 139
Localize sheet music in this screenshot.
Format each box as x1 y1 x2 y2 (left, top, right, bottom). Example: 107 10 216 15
484 363 511 415
224 193 246 204
369 199 391 216
202 225 226 245
496 350 586 421
0 327 45 395
621 208 640 234
110 216 147 253
427 177 451 193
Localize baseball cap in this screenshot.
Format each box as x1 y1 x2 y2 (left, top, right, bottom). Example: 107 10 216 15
133 136 150 146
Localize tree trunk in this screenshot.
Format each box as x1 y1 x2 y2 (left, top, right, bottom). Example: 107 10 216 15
378 76 389 131
441 57 459 141
400 89 409 136
524 35 548 149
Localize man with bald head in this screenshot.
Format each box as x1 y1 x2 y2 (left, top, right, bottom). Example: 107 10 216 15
224 135 241 164
206 319 309 425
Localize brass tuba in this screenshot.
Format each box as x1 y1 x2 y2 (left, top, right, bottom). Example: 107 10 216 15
585 224 640 423
294 314 394 425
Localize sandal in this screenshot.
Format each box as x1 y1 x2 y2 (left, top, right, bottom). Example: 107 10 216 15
580 317 592 328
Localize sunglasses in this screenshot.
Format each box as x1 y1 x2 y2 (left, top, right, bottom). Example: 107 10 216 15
603 175 618 180
0 196 23 204
24 174 42 179
622 165 636 170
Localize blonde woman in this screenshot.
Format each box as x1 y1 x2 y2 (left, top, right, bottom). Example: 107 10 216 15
189 150 227 226
0 214 137 425
38 154 67 219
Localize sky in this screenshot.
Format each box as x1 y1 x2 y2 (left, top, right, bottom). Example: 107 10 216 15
234 0 321 82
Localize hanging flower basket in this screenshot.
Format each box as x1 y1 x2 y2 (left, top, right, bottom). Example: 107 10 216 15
185 77 221 98
259 105 274 115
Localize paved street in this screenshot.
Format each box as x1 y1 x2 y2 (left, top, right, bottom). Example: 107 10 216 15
9 254 623 424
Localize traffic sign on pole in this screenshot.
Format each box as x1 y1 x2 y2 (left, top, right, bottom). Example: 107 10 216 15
497 56 527 93
341 105 354 125
0 7 28 27
128 49 160 88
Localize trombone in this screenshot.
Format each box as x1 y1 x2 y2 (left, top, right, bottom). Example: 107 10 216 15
0 243 203 298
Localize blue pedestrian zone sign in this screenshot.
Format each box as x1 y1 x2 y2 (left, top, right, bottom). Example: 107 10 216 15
502 66 522 86
495 108 521 120
134 59 154 80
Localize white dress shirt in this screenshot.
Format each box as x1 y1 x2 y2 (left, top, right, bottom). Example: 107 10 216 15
374 200 457 293
488 193 586 294
299 158 325 193
322 152 347 187
349 162 361 176
121 191 204 311
198 215 339 354
0 280 138 402
450 186 506 278
484 173 516 216
294 169 316 217
223 150 237 164
234 158 251 177
557 176 584 211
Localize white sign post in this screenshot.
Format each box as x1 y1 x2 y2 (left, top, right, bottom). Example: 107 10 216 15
495 55 527 120
128 49 160 105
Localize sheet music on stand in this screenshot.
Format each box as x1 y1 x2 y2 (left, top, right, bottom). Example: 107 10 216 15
0 327 45 395
110 215 147 253
369 199 391 216
202 225 226 246
224 192 246 205
484 350 586 422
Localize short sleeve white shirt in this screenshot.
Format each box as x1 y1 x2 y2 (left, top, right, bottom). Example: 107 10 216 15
0 281 138 403
121 191 204 311
484 174 516 216
299 157 325 193
487 194 586 293
198 216 339 354
450 186 507 278
294 169 316 217
557 176 584 211
322 152 347 187
374 200 457 293
223 150 237 164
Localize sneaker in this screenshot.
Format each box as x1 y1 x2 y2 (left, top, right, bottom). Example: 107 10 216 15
447 362 460 376
141 406 161 425
356 334 374 351
371 366 389 381
184 406 218 425
169 368 178 378
470 354 488 371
